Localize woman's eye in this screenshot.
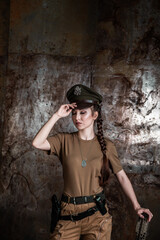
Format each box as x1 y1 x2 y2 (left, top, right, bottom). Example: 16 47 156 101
72 111 86 115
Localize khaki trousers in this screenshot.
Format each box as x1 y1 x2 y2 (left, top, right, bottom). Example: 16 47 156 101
50 201 112 240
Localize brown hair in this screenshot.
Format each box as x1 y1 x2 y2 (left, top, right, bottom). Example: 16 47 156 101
91 104 110 187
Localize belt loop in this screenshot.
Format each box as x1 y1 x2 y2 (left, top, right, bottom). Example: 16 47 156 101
71 214 74 222
70 213 78 221
68 196 70 204
73 197 76 205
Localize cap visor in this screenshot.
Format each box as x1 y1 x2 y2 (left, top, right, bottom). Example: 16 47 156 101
74 101 93 110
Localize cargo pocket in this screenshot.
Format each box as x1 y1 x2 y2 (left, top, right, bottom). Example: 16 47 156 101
50 202 70 239
89 202 112 240
49 222 63 240
96 213 112 240
50 220 73 240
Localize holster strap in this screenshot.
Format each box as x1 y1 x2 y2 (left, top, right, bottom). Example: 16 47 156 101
61 191 105 205
60 206 98 221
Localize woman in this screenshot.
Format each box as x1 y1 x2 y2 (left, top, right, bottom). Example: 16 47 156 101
32 84 153 240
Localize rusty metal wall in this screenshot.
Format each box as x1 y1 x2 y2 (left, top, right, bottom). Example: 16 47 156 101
0 0 10 162
1 1 98 240
94 1 160 239
9 0 98 56
0 0 160 240
93 0 160 174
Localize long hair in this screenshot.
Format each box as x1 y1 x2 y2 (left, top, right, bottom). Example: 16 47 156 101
92 104 110 187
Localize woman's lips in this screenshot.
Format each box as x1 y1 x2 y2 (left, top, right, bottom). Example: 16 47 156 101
76 122 82 125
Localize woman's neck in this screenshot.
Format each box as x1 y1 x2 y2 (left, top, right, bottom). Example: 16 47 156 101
78 129 95 140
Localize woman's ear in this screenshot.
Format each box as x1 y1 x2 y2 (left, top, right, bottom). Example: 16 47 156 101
93 111 98 120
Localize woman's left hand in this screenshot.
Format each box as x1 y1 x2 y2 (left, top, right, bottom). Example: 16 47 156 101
135 207 153 222
116 170 153 223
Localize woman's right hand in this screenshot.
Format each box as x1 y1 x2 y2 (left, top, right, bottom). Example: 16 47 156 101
55 103 77 118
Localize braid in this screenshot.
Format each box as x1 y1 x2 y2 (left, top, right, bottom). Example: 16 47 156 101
94 105 110 186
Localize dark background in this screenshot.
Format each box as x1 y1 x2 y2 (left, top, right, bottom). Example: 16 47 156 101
0 0 160 239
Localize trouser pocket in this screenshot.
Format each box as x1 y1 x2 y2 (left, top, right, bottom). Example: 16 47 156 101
97 214 112 240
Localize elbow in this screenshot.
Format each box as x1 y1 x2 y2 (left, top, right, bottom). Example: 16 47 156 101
116 170 128 183
117 175 126 185
32 140 38 148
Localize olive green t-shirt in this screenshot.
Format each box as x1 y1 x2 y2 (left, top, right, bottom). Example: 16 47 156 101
46 131 123 197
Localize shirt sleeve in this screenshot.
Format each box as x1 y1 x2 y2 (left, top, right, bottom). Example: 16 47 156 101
107 140 123 174
45 133 64 157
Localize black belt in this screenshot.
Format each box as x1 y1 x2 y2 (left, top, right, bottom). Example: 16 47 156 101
60 205 98 221
61 191 105 205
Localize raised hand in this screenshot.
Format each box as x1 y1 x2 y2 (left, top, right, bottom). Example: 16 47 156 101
55 103 77 118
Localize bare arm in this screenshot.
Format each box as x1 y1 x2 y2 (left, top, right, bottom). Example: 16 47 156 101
32 113 60 150
32 102 77 150
116 169 153 222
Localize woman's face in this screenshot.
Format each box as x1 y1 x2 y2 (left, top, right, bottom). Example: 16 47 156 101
72 107 98 130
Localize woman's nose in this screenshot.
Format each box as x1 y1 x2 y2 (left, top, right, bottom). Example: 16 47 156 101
75 112 81 121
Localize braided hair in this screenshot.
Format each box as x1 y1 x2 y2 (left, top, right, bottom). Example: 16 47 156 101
73 102 110 186
92 104 110 187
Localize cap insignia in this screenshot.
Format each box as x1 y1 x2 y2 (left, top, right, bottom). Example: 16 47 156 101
74 86 81 96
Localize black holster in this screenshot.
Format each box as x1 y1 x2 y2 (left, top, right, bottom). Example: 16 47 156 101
94 196 107 215
50 194 61 233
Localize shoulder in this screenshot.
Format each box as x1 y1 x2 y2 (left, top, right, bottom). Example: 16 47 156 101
61 131 77 137
53 131 77 140
104 137 114 146
104 137 116 151
52 131 73 136
47 132 71 141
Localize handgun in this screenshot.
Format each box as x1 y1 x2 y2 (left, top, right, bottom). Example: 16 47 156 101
135 213 149 240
